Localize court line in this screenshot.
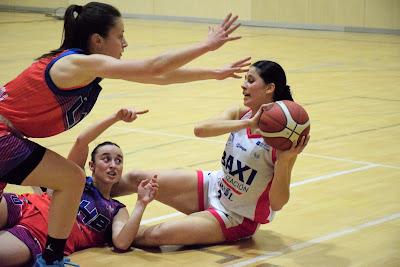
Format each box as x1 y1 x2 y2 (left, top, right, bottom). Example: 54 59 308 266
112 126 400 169
290 164 378 187
302 153 400 170
140 164 377 225
226 212 400 267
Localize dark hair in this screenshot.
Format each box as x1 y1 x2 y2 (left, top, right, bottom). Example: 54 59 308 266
38 2 121 59
252 60 294 102
91 141 121 162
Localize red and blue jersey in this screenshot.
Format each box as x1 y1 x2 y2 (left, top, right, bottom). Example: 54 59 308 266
20 177 125 255
0 49 102 138
66 176 125 253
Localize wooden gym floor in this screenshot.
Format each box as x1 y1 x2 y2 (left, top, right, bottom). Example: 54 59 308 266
0 11 399 267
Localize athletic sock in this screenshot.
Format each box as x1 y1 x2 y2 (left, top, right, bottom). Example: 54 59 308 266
42 235 67 264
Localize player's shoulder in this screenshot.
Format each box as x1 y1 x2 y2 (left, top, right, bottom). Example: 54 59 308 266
238 106 252 119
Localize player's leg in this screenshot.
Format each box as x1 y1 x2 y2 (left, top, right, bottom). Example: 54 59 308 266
0 193 39 266
0 231 32 266
21 149 85 264
0 134 85 264
0 195 8 229
134 211 225 246
119 169 200 214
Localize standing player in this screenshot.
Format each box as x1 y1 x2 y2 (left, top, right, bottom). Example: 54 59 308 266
112 60 310 246
0 107 158 266
0 2 247 266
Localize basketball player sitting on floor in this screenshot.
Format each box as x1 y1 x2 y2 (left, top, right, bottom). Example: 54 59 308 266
111 60 310 246
0 107 158 267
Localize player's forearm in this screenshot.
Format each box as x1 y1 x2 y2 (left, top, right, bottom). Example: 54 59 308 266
147 42 211 76
194 119 251 137
75 114 119 145
113 201 146 250
154 68 219 85
269 157 296 211
125 68 218 85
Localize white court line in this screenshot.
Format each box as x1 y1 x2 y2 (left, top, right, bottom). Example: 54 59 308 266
226 213 400 267
302 153 400 170
140 165 377 225
113 126 400 169
290 165 378 187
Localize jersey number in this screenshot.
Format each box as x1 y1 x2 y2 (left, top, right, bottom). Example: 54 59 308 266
79 200 110 232
66 97 87 128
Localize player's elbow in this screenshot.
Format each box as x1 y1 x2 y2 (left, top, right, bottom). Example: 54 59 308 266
147 57 168 76
270 202 285 211
74 135 87 146
113 240 131 251
270 195 290 211
194 125 207 137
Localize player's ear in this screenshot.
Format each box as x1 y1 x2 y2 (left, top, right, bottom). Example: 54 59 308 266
90 33 104 48
89 161 95 171
265 83 275 94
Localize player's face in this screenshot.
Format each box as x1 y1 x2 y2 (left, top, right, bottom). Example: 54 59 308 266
98 17 128 59
241 67 271 110
91 145 123 184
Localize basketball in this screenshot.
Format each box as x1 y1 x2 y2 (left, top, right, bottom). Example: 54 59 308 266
258 100 310 150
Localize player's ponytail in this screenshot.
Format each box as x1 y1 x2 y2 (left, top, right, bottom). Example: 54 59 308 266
252 60 294 102
273 84 293 102
37 2 121 59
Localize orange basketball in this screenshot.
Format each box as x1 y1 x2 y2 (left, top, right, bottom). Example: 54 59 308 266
258 100 310 150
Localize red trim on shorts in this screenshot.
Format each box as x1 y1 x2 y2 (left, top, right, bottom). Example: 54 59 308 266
208 209 230 239
208 209 258 241
196 170 204 211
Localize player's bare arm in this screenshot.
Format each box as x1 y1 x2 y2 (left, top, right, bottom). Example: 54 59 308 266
194 106 252 137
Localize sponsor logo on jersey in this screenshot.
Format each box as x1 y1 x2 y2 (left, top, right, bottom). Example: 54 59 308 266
255 140 270 151
236 142 247 151
221 151 258 194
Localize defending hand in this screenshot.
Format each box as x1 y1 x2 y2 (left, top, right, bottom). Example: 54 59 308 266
205 13 241 51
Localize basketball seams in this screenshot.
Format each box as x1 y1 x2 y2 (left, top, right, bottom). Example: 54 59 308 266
258 100 310 150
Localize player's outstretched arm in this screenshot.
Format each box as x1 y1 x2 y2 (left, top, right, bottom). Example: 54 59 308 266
67 108 148 168
128 57 251 85
68 14 242 83
111 176 158 250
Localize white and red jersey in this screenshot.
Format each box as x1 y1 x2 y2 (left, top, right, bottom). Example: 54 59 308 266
218 109 277 224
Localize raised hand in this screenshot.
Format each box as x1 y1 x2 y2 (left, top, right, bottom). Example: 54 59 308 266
116 107 149 122
137 176 159 205
215 57 251 80
205 13 241 51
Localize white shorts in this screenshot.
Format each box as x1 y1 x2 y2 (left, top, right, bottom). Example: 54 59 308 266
197 170 259 241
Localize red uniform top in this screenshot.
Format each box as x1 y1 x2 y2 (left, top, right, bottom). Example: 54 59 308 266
0 49 102 138
18 177 125 255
